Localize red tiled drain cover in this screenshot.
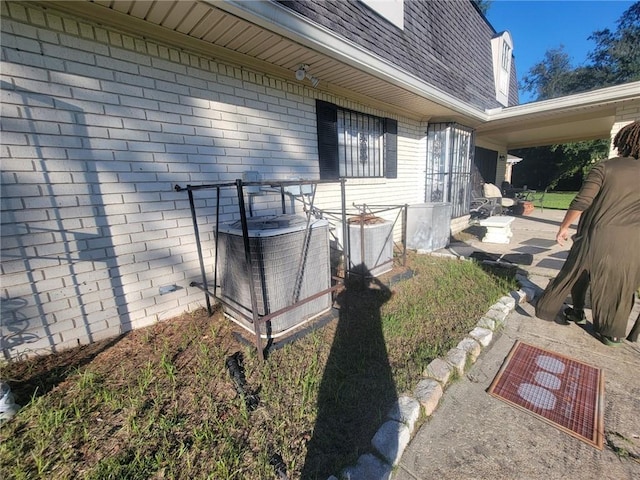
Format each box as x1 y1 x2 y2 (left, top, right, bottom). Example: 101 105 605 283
487 341 604 449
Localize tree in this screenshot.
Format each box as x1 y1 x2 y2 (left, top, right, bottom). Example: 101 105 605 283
473 1 493 16
587 2 640 86
515 2 640 191
511 140 609 191
520 47 575 100
522 2 640 100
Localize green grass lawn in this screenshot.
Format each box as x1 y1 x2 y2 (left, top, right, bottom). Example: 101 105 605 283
540 191 577 210
0 254 515 480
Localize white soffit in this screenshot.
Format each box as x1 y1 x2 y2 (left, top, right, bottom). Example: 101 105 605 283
43 1 640 144
43 0 472 121
479 81 640 148
206 0 488 121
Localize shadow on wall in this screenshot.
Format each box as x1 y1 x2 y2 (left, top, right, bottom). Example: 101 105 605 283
301 265 398 478
0 85 133 360
0 73 312 361
2 7 353 361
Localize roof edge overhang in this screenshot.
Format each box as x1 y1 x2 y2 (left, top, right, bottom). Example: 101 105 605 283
27 1 640 146
485 81 640 121
211 0 489 122
46 0 486 122
477 81 640 148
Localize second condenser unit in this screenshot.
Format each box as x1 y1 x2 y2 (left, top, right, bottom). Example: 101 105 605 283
337 216 394 277
216 214 331 337
406 202 452 252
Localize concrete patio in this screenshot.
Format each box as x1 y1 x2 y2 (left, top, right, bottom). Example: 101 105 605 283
455 208 573 280
394 208 640 480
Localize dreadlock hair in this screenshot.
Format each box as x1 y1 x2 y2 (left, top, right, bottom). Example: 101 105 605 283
613 120 640 159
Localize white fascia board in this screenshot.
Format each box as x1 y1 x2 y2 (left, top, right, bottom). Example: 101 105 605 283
486 81 640 120
211 0 488 121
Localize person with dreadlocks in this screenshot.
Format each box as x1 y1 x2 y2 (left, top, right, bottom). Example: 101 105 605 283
535 120 640 346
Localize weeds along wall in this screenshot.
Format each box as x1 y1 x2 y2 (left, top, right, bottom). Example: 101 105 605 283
0 2 427 359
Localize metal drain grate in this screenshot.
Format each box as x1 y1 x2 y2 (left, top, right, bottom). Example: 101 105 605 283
487 341 604 449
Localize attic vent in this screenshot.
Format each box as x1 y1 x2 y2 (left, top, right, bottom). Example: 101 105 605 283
360 0 405 30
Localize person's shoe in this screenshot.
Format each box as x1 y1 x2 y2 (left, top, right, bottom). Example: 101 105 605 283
600 335 622 347
563 307 587 325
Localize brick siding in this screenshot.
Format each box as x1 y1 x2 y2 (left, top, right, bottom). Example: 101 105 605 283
0 2 427 359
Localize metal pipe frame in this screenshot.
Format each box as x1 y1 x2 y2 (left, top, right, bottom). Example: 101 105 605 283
176 178 411 361
175 178 346 362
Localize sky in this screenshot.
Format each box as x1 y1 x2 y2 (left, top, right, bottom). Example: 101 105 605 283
486 0 636 103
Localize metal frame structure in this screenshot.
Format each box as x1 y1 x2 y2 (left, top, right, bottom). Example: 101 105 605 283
175 178 407 361
318 203 408 284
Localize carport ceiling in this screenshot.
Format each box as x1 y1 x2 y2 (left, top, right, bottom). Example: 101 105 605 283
477 106 618 149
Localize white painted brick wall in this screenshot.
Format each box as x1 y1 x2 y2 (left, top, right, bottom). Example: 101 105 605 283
1 2 430 360
610 101 640 156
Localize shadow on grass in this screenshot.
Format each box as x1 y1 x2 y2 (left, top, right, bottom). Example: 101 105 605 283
301 264 397 479
0 333 126 405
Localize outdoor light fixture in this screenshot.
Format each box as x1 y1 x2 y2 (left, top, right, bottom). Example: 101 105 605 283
295 64 320 88
295 64 308 80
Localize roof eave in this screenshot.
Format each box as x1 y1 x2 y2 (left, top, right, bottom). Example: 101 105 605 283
485 81 640 120
212 0 489 123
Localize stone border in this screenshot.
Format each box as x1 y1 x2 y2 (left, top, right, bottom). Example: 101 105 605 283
328 262 531 479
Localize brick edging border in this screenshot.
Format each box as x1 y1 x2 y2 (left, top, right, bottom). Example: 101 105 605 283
328 260 533 480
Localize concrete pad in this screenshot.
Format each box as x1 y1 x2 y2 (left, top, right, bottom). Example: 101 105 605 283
394 280 640 480
395 210 640 480
478 216 515 244
478 216 516 228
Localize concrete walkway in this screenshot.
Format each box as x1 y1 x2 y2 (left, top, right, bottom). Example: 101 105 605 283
394 209 640 480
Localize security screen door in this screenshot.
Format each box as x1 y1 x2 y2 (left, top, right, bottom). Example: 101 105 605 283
425 123 474 218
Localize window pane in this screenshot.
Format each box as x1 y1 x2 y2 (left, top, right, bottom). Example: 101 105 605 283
338 109 384 178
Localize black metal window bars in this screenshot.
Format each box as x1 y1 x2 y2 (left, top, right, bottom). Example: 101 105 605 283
175 178 407 361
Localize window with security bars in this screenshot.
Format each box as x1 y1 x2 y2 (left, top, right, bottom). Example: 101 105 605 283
316 100 397 179
425 123 474 218
338 109 384 177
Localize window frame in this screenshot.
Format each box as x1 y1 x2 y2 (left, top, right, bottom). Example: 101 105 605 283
316 100 397 180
